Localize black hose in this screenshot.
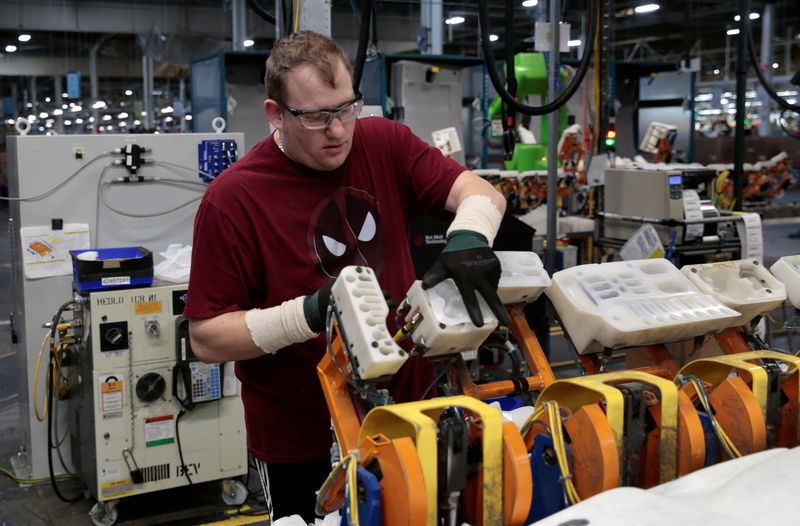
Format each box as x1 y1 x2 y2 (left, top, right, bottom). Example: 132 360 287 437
246 0 276 25
351 0 373 92
48 353 82 502
478 0 598 116
47 299 83 502
744 2 799 113
176 409 193 485
504 0 518 99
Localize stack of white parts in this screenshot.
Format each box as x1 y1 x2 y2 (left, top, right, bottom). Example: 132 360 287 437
545 258 740 354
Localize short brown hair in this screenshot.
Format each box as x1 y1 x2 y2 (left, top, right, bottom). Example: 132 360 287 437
265 31 353 102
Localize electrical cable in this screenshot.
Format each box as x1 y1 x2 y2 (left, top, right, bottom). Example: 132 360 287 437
52 341 76 476
419 356 458 401
520 404 546 437
246 0 277 25
46 299 83 503
0 466 73 484
0 151 115 202
744 1 799 114
175 409 193 486
679 375 741 459
324 302 371 398
478 0 598 116
98 179 204 218
315 453 359 522
151 160 215 181
545 400 581 504
33 332 51 422
351 0 373 92
293 0 301 33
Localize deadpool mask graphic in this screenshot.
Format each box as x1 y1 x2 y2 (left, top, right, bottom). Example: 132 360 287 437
307 187 384 278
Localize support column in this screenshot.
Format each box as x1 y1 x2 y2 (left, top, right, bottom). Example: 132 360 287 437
232 0 246 51
142 54 155 131
757 4 773 136
419 0 443 55
733 0 747 211
54 76 64 134
546 0 561 274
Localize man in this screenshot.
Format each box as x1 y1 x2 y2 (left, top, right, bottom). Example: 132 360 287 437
184 30 509 522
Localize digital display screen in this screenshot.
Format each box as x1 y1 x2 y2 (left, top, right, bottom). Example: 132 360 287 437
668 175 682 185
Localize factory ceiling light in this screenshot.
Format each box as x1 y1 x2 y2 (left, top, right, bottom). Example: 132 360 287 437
445 16 465 25
5 44 17 52
17 33 31 42
634 4 660 14
521 0 538 6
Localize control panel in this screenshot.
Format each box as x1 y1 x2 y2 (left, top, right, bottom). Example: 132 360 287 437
197 139 239 181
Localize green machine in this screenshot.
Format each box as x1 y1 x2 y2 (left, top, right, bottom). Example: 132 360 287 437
488 53 569 171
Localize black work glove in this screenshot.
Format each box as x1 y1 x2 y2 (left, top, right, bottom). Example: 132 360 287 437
302 279 335 334
422 230 511 328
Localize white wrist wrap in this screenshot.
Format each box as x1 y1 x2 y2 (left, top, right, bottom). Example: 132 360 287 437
446 194 504 245
245 296 318 355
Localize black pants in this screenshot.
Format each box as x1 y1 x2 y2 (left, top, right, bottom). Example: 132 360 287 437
255 457 332 523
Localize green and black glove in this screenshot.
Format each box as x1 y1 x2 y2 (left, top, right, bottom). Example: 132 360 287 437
422 229 510 328
302 279 335 334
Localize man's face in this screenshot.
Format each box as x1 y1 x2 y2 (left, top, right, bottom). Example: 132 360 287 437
278 60 356 171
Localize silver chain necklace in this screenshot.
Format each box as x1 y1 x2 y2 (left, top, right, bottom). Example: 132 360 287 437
276 130 285 153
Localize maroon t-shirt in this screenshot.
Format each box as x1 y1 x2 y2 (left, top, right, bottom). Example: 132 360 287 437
184 117 464 462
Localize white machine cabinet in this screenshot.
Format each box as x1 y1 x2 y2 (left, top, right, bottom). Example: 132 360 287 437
71 284 246 503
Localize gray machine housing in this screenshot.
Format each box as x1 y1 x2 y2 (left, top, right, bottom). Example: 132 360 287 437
603 168 687 244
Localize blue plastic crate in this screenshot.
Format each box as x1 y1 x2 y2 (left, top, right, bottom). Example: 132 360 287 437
70 246 153 293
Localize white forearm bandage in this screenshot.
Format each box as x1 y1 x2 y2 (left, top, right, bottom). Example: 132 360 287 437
446 194 504 245
244 296 318 355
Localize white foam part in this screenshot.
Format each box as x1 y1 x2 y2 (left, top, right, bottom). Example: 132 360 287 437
495 250 551 304
405 279 498 357
402 251 552 357
545 258 740 354
534 447 800 526
770 255 800 309
331 266 408 379
681 259 787 327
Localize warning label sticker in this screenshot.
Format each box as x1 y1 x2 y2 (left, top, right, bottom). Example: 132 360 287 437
99 375 123 416
135 301 163 315
100 478 134 498
145 414 175 447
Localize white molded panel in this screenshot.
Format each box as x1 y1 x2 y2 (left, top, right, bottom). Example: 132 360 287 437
405 279 498 357
402 251 550 357
546 259 740 354
496 251 551 304
331 266 408 379
681 259 787 327
770 255 800 309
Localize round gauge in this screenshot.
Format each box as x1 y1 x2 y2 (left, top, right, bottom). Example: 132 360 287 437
136 372 166 403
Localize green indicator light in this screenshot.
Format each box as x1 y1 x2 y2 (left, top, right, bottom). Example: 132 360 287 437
605 138 615 146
